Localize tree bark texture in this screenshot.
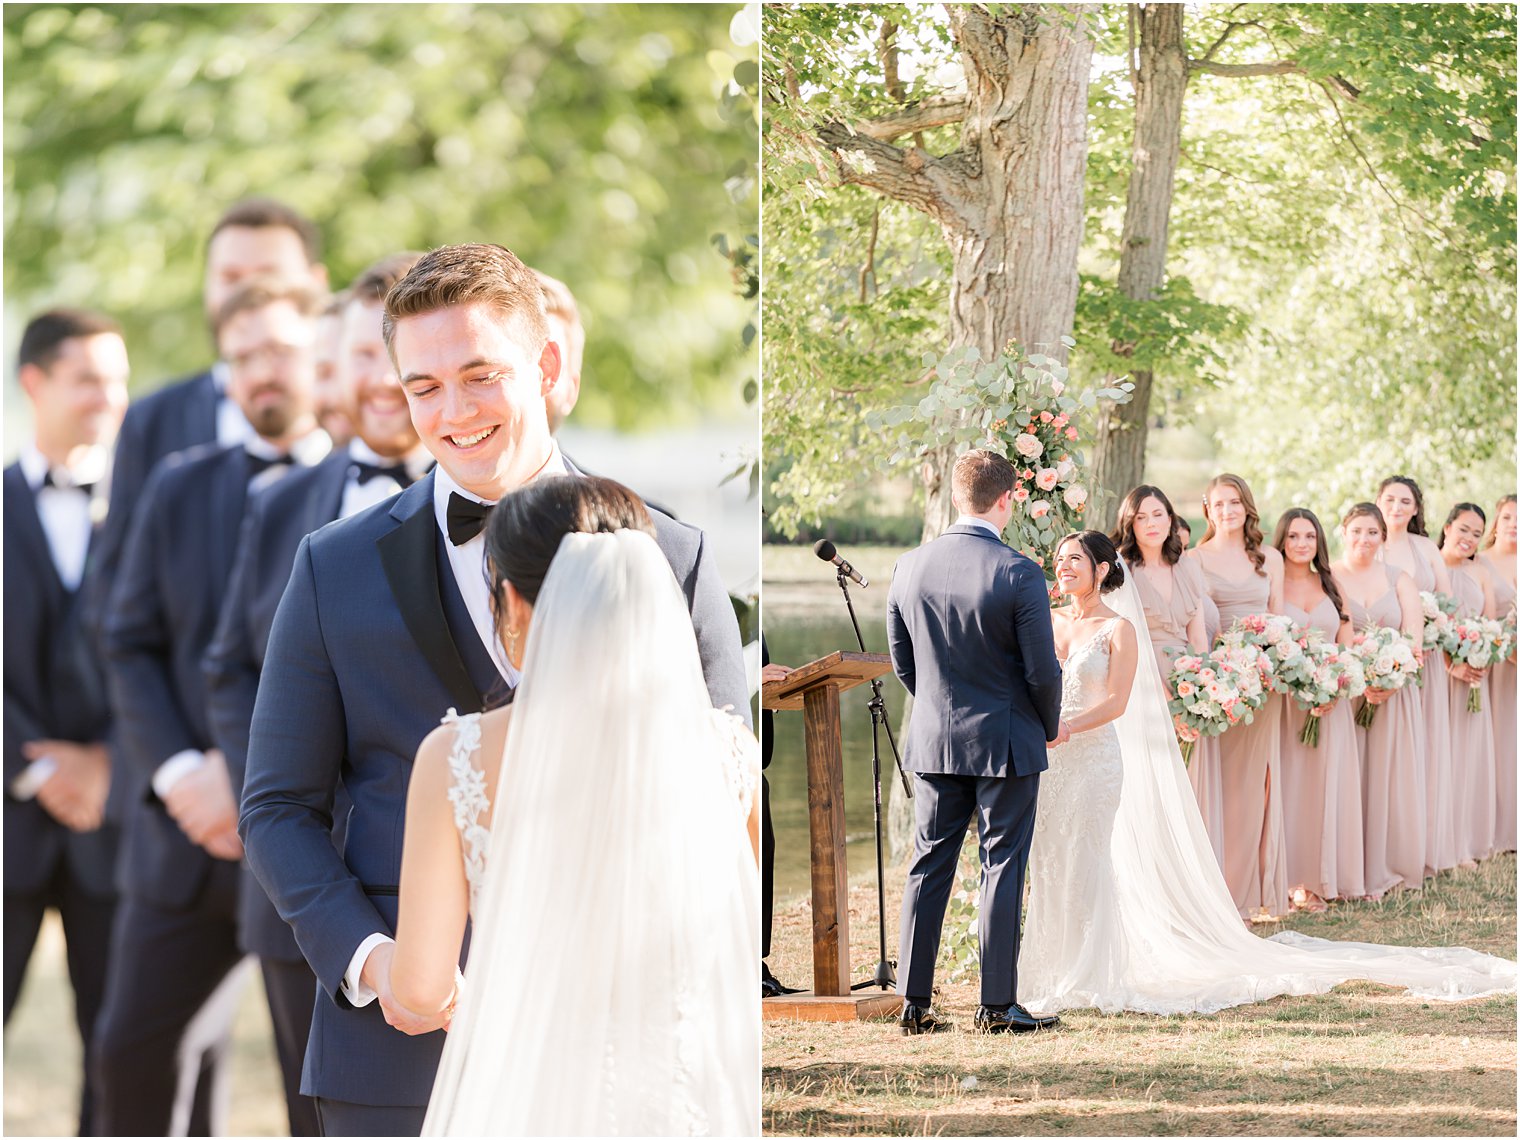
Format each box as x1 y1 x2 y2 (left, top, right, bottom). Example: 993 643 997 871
1091 3 1187 529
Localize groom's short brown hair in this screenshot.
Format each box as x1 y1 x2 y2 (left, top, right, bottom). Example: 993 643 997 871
381 243 549 359
952 449 1016 514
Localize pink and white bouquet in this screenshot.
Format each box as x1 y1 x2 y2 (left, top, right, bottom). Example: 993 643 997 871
1348 624 1422 727
1281 639 1368 746
1419 591 1462 663
1167 646 1266 763
1216 613 1308 696
1449 616 1506 712
1499 611 1518 665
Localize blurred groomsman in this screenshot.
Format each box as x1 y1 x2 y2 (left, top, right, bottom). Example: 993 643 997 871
536 269 584 434
4 310 130 1136
312 289 355 449
89 198 327 629
203 253 428 1137
94 277 331 1136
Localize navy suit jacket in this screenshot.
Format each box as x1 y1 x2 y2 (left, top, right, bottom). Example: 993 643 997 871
204 451 352 958
239 471 747 1105
886 523 1062 779
2 465 118 897
87 369 220 638
101 442 259 907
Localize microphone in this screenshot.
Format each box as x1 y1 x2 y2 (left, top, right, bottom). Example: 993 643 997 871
813 539 868 588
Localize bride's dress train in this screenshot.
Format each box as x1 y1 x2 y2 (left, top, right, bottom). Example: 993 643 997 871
1021 574 1515 1017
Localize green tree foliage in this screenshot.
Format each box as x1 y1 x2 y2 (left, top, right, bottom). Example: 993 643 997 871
5 3 757 428
764 3 1515 537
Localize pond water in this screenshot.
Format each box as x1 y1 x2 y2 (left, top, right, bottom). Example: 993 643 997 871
764 546 911 903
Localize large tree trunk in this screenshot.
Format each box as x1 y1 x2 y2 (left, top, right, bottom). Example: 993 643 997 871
919 5 1095 541
1090 3 1187 529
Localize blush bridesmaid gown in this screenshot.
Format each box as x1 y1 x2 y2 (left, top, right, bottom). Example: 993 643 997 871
1449 561 1497 864
1200 560 1289 919
1346 566 1427 897
1399 548 1459 876
1488 568 1516 854
1280 594 1365 902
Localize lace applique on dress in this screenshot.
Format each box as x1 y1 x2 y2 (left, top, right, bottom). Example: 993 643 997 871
441 707 492 914
711 706 759 824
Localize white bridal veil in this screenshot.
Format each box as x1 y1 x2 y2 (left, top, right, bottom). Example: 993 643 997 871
1077 559 1516 1015
423 530 760 1136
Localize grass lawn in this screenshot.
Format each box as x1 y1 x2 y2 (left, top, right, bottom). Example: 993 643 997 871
764 853 1517 1136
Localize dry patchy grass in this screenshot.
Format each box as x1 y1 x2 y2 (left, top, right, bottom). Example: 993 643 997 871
764 853 1517 1136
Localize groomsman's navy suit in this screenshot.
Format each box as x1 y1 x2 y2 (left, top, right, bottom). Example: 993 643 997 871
87 368 224 636
240 469 748 1135
2 463 119 1137
94 440 303 1135
202 451 359 1137
886 521 1062 1010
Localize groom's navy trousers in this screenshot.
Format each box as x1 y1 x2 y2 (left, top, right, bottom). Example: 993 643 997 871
886 523 1062 1009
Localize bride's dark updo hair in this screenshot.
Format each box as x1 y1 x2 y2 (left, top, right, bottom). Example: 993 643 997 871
485 476 655 606
1058 530 1126 594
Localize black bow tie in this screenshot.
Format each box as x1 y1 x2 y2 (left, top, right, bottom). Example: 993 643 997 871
245 450 290 479
39 470 94 495
446 492 494 546
353 461 416 489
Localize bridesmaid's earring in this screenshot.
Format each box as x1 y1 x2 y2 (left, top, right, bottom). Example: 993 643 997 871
506 625 522 661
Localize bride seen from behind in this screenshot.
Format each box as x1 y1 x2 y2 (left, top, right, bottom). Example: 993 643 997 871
1018 527 1517 1017
388 475 760 1137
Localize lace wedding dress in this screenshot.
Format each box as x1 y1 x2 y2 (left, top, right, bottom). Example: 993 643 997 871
1019 571 1516 1017
422 530 760 1136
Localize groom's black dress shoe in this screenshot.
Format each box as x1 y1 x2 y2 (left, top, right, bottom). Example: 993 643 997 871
899 1002 950 1036
762 962 802 999
974 1003 1060 1033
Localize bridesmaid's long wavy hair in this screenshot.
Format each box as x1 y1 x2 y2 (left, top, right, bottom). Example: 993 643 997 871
1377 475 1429 537
1437 501 1486 560
1200 473 1266 575
1271 508 1347 624
1113 485 1184 567
1483 494 1516 549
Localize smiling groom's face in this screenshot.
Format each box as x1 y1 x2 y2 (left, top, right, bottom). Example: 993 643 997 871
393 301 562 501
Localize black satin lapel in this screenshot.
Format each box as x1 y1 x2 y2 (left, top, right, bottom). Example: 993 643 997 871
4 467 67 601
376 505 484 713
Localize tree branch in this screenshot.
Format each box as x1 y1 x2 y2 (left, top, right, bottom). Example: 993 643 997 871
1187 58 1303 78
854 96 970 141
815 121 975 224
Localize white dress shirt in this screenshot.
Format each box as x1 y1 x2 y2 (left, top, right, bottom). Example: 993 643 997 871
211 361 255 448
10 442 108 800
342 442 569 1007
954 514 1004 539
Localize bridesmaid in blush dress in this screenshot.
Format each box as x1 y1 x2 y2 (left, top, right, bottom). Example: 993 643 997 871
1273 509 1364 908
1481 495 1516 853
1333 503 1427 898
1439 503 1499 866
1187 473 1289 922
1112 486 1224 867
1377 475 1458 876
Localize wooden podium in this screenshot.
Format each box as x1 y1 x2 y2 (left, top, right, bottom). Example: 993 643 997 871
761 650 903 1021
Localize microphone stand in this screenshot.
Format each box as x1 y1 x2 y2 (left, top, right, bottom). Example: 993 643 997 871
832 564 909 993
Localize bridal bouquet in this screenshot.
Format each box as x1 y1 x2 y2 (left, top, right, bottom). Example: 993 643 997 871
1349 624 1423 727
1167 647 1265 763
1449 616 1505 712
1216 613 1307 696
1281 639 1368 746
1419 591 1462 668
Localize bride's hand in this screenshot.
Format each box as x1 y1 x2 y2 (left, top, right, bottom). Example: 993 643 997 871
366 942 450 1036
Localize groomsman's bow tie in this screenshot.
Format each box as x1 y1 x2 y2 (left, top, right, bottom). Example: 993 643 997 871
352 460 416 489
245 450 290 478
40 470 95 495
446 492 494 545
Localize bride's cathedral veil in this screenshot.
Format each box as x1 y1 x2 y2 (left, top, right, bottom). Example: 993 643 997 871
1081 556 1515 1014
423 529 760 1136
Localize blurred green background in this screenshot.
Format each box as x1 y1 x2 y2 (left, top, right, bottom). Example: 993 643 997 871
4 2 758 430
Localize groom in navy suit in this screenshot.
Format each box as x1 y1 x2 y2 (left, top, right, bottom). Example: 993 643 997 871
887 449 1065 1035
241 243 748 1136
